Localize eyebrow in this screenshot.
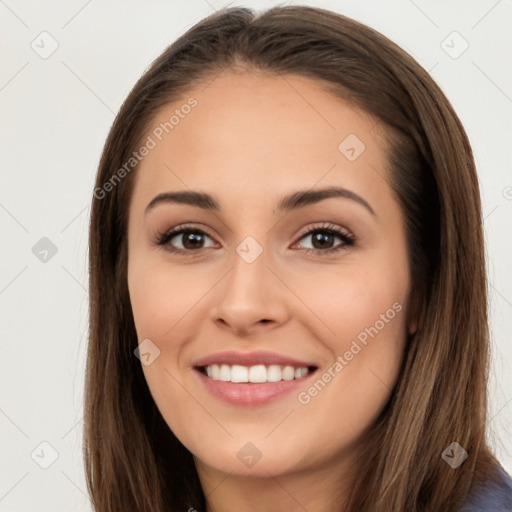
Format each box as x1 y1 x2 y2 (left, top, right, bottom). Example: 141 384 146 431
145 186 375 216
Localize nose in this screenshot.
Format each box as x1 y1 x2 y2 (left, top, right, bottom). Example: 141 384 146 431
210 245 290 336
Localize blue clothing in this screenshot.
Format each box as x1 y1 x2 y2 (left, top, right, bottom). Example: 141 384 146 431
460 466 512 511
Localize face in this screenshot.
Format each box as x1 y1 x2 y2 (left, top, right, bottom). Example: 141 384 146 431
127 70 417 482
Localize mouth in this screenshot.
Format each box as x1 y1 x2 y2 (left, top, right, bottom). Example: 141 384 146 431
191 350 319 406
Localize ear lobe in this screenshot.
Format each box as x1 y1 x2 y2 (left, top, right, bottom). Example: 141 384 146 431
407 290 422 336
408 317 418 337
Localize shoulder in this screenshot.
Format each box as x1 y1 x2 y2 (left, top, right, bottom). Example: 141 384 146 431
460 466 512 511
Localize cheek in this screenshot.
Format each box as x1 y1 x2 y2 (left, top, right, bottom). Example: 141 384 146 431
290 253 409 348
291 280 408 461
127 258 207 445
127 256 211 343
291 251 409 413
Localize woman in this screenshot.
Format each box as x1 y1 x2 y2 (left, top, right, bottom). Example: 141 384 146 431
84 5 512 511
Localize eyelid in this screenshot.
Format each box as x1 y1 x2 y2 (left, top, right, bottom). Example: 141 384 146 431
295 222 353 240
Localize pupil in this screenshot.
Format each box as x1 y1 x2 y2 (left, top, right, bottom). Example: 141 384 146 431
183 232 203 249
313 232 333 249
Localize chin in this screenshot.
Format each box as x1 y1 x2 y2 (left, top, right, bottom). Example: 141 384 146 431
191 440 309 478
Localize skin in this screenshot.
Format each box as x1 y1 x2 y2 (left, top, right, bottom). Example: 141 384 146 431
127 70 418 512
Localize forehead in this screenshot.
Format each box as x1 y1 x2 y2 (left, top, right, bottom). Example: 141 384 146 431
130 70 391 210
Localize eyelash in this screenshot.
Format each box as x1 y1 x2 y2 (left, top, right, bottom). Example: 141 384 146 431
154 222 355 257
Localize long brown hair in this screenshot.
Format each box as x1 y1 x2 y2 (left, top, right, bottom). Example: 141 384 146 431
85 5 499 510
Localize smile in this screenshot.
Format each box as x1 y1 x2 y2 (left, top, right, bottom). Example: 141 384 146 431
192 350 319 405
201 364 315 383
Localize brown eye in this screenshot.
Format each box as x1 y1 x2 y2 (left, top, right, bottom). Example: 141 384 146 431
294 223 355 256
176 231 207 250
156 225 218 254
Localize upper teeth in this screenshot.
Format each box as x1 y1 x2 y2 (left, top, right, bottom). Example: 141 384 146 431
205 364 310 383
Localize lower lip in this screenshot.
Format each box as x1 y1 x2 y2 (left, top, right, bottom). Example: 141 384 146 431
195 368 316 406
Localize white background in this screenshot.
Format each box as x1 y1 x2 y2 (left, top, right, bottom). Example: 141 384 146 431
1 0 511 510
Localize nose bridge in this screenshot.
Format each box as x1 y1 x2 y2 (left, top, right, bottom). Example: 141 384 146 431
211 232 289 330
228 233 272 300
235 234 266 266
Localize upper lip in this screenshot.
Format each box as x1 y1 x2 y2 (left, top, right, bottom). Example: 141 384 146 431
193 350 317 369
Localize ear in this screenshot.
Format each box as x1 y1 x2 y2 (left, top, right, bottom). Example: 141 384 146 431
407 289 422 336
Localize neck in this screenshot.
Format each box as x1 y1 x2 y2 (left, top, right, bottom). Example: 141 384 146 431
195 451 356 512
